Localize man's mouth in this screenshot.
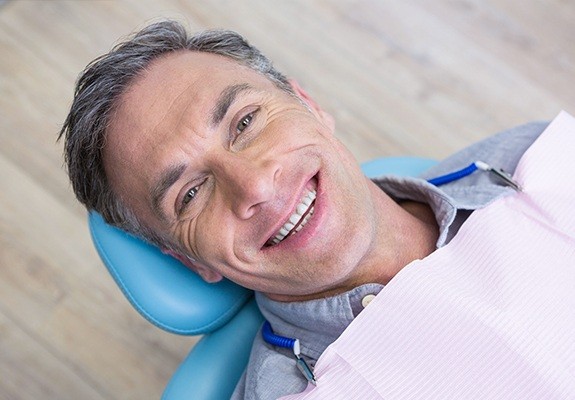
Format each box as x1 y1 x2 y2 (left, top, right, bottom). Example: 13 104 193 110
265 187 316 247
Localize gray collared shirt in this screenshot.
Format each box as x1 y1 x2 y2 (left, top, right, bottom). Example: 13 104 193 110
232 121 547 400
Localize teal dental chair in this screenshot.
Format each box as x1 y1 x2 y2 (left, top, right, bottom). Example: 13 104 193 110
88 157 437 400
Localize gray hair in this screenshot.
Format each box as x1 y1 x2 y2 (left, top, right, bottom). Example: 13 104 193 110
59 20 292 248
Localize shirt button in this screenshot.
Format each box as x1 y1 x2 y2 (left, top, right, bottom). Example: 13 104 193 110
361 294 377 308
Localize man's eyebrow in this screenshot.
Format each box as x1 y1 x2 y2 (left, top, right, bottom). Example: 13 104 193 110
210 83 252 127
151 163 187 221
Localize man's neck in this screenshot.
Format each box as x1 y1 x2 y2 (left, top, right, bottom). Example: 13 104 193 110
360 197 439 287
266 187 439 303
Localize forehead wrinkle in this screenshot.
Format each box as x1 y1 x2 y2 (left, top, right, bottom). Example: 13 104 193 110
150 163 187 222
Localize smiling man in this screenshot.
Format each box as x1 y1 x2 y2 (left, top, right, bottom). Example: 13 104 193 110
102 48 437 300
60 21 546 399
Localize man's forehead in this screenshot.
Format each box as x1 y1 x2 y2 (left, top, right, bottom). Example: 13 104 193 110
121 52 236 111
131 50 268 95
111 51 275 133
143 50 244 79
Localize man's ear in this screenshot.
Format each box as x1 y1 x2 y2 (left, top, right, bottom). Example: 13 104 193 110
161 248 223 283
288 79 335 131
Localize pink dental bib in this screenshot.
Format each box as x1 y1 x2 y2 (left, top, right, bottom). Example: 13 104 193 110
281 111 575 400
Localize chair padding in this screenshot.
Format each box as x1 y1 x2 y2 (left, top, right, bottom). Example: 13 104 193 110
88 211 254 335
162 299 264 400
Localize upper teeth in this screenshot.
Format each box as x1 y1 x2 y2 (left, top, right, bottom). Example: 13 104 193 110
269 189 316 246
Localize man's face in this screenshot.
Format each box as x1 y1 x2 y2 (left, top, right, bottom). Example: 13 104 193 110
104 51 386 299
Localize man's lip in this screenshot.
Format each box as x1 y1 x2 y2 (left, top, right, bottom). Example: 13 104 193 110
261 173 319 249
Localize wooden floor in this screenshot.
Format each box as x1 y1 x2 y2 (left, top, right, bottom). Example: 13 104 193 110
0 0 573 398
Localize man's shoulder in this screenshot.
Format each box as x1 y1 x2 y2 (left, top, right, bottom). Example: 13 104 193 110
420 121 548 180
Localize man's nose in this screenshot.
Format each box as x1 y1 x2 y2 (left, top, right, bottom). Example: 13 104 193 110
214 155 281 219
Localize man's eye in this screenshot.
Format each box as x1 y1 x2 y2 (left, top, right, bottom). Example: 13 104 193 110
182 186 200 206
236 112 254 134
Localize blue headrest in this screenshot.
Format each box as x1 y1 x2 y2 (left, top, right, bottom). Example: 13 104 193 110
89 211 253 335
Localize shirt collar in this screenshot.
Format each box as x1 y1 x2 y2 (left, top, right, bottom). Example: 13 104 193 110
372 175 457 247
256 283 384 359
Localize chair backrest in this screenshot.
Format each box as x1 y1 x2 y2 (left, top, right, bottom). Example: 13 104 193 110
88 156 437 399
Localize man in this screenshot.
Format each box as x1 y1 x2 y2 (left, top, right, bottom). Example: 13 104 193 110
60 20 546 398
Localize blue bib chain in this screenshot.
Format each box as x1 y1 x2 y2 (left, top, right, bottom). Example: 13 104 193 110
427 160 522 190
262 321 317 385
261 160 522 385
